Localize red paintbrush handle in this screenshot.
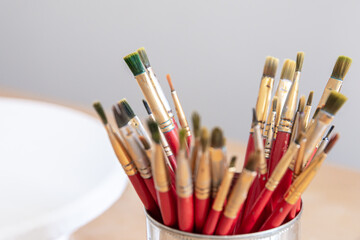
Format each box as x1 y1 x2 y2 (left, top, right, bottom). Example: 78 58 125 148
289 198 301 220
237 188 273 234
258 173 267 190
143 177 159 206
268 131 291 175
177 195 194 232
167 154 177 175
202 209 222 235
164 129 179 158
128 174 161 220
186 135 192 152
195 197 210 232
259 199 293 231
270 168 293 211
241 177 260 226
171 116 179 132
158 189 178 227
243 133 254 167
215 214 236 235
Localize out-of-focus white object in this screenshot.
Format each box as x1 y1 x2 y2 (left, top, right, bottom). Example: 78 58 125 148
0 98 128 240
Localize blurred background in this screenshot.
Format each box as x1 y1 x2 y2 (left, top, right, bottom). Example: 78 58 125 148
0 0 359 169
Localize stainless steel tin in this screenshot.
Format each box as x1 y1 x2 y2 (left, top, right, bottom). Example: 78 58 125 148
145 207 302 240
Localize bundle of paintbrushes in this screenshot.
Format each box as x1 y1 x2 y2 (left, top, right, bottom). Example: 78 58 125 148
92 47 351 235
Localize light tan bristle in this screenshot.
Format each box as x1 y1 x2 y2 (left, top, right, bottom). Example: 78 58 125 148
272 97 278 112
263 56 279 78
295 52 305 72
166 74 175 92
298 95 306 112
246 151 259 172
280 59 296 80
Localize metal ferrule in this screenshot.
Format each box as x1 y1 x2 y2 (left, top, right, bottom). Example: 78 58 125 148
147 67 172 116
303 111 333 166
253 125 267 175
317 77 343 109
278 76 299 133
176 151 193 198
265 141 300 191
224 169 256 218
195 151 211 200
303 106 312 129
264 110 277 159
171 91 190 135
290 112 300 143
153 144 170 192
129 116 152 146
293 138 307 180
124 132 152 179
285 153 327 205
149 114 173 157
274 79 293 131
105 125 137 176
209 148 226 198
135 73 170 125
255 76 275 132
212 167 236 211
314 138 329 158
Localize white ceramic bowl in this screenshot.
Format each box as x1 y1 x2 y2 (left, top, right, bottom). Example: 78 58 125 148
0 98 128 240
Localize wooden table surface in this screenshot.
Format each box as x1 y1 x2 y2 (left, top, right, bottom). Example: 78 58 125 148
2 88 359 240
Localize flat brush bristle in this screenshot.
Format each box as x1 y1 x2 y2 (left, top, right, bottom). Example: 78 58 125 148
112 105 129 128
142 99 152 115
192 112 201 138
137 47 151 69
179 128 187 150
139 135 151 150
272 97 278 112
307 91 314 106
119 99 135 119
331 56 352 80
298 95 306 112
93 101 108 125
211 127 224 148
296 52 305 72
147 119 160 144
280 59 296 80
166 74 175 92
324 133 339 154
322 91 347 115
200 127 209 152
229 156 237 168
123 52 146 76
245 151 259 172
263 56 279 78
295 132 305 145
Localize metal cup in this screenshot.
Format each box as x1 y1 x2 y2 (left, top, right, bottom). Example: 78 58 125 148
145 207 302 240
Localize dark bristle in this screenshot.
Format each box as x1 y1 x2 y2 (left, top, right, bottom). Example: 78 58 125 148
295 52 305 72
147 119 160 144
93 101 108 125
200 127 209 152
251 108 258 128
280 59 296 80
325 125 335 139
139 135 151 150
123 52 146 76
211 127 224 148
142 99 152 115
324 133 339 154
112 105 129 128
119 99 135 119
331 56 352 80
229 156 237 168
322 91 347 115
263 56 279 78
179 128 187 150
272 97 278 112
137 47 151 69
245 151 259 172
307 91 314 106
192 112 201 138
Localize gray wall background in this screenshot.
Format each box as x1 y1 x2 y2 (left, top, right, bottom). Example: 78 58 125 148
1 0 359 169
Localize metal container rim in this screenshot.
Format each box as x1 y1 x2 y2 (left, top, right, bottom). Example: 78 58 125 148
145 202 303 239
